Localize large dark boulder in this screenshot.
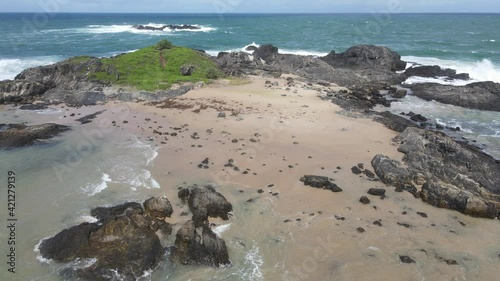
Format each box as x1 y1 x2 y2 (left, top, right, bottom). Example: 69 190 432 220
38 223 99 262
39 200 168 280
371 154 414 186
170 220 230 267
373 111 419 133
143 197 173 219
408 82 500 112
404 65 470 80
181 185 233 226
421 180 497 218
321 45 407 72
0 123 70 149
254 44 279 62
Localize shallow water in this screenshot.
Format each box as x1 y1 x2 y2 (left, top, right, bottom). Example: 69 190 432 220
383 94 500 159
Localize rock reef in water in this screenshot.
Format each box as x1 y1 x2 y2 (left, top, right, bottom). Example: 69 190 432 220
408 82 500 112
0 123 70 149
132 24 201 31
404 65 470 80
39 200 167 281
38 188 233 280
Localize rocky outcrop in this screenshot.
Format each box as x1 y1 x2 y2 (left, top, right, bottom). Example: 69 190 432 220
179 185 233 226
215 44 406 88
132 24 201 31
408 82 500 112
0 57 110 105
321 45 407 72
371 155 414 186
371 127 500 218
404 65 470 80
421 180 497 218
170 220 230 267
39 198 170 281
0 123 70 149
144 196 173 220
18 103 49 110
373 111 420 133
371 155 419 197
172 186 232 266
300 175 343 192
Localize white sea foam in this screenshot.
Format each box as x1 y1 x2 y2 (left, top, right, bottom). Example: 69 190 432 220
0 56 60 80
61 23 217 35
244 245 264 280
206 42 328 58
404 76 472 86
76 215 99 224
280 49 329 57
402 56 500 83
213 223 232 238
69 258 98 269
104 138 160 191
34 238 52 264
83 173 112 196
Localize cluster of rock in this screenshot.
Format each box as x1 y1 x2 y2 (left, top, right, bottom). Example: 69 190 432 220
0 56 197 106
132 24 201 31
300 175 343 192
38 185 232 280
0 123 70 149
215 44 406 88
371 127 500 219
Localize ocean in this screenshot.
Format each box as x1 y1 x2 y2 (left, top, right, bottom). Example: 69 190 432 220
1 13 500 281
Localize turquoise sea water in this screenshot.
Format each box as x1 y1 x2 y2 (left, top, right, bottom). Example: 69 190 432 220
0 13 499 80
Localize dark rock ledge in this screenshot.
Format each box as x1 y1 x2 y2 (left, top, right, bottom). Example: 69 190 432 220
371 127 500 219
0 123 70 149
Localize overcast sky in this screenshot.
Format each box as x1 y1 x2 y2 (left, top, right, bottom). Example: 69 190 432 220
2 0 500 13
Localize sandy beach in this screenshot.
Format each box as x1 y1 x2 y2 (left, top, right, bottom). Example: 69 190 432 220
73 75 500 280
2 74 499 281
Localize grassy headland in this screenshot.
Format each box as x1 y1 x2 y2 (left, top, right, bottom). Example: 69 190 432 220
80 40 223 91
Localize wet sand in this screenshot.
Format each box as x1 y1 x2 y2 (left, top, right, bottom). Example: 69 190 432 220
4 75 500 280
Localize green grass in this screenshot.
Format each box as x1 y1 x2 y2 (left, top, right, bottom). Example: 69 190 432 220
88 44 223 91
